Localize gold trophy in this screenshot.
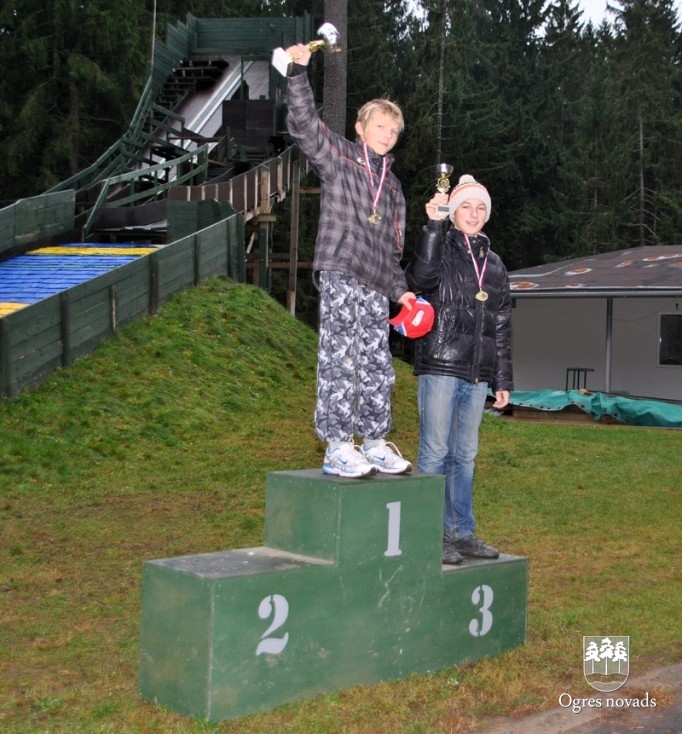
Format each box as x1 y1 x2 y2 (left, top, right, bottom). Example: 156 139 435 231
435 163 453 217
271 22 342 77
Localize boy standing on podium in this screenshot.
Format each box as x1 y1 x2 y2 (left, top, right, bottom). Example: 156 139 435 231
284 42 415 478
406 175 513 564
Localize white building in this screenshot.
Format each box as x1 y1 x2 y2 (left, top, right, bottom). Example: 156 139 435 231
508 246 682 402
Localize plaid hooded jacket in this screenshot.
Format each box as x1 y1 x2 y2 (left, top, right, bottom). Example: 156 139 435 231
285 70 409 304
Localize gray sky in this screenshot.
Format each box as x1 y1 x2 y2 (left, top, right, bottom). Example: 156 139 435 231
566 0 681 26
580 0 610 25
409 1 682 28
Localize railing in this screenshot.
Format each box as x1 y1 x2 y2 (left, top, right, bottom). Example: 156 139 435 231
82 145 209 238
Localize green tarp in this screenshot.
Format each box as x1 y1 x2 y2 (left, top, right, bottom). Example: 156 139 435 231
508 390 682 429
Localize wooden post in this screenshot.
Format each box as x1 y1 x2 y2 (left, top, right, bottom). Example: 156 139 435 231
0 318 9 397
60 292 71 367
287 155 301 315
259 167 271 290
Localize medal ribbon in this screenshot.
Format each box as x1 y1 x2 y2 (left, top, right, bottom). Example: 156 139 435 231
362 143 387 217
465 233 489 293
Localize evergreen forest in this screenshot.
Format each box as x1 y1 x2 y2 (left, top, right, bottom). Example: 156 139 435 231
0 0 681 270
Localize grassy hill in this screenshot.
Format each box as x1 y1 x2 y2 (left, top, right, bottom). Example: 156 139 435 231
1 277 680 733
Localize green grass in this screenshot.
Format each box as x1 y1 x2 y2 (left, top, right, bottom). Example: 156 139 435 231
1 277 680 733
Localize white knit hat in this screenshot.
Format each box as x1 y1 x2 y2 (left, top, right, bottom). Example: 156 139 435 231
447 174 491 222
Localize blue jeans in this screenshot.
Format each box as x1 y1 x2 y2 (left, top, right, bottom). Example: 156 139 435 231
417 375 488 539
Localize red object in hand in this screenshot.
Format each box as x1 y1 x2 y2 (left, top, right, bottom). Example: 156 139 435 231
388 297 435 339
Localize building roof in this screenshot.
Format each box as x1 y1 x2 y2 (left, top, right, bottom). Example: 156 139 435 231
508 246 682 298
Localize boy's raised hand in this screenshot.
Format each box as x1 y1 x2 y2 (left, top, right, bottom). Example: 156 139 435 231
286 44 312 66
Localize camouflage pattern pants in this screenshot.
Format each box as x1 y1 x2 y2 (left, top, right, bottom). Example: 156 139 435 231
315 271 395 442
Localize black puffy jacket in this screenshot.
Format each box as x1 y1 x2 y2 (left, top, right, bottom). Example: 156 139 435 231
405 220 514 392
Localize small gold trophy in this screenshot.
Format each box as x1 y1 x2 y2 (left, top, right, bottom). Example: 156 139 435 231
271 22 342 77
435 163 453 217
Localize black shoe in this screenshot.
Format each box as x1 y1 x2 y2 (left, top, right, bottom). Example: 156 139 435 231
442 540 464 565
452 535 499 559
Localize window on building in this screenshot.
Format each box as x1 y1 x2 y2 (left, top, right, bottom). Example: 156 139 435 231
659 313 682 366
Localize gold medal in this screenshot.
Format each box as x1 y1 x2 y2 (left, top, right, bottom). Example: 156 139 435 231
465 234 490 304
362 143 387 227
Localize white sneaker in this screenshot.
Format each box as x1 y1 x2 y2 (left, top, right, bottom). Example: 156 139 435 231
362 440 412 474
323 443 377 478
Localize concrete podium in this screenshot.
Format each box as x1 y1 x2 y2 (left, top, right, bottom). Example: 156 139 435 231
138 470 527 721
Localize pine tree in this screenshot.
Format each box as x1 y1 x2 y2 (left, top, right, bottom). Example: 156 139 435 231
0 0 148 199
572 21 632 253
467 0 550 268
542 0 601 258
608 0 682 246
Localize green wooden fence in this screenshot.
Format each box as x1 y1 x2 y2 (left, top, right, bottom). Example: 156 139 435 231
0 212 245 398
0 191 76 258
